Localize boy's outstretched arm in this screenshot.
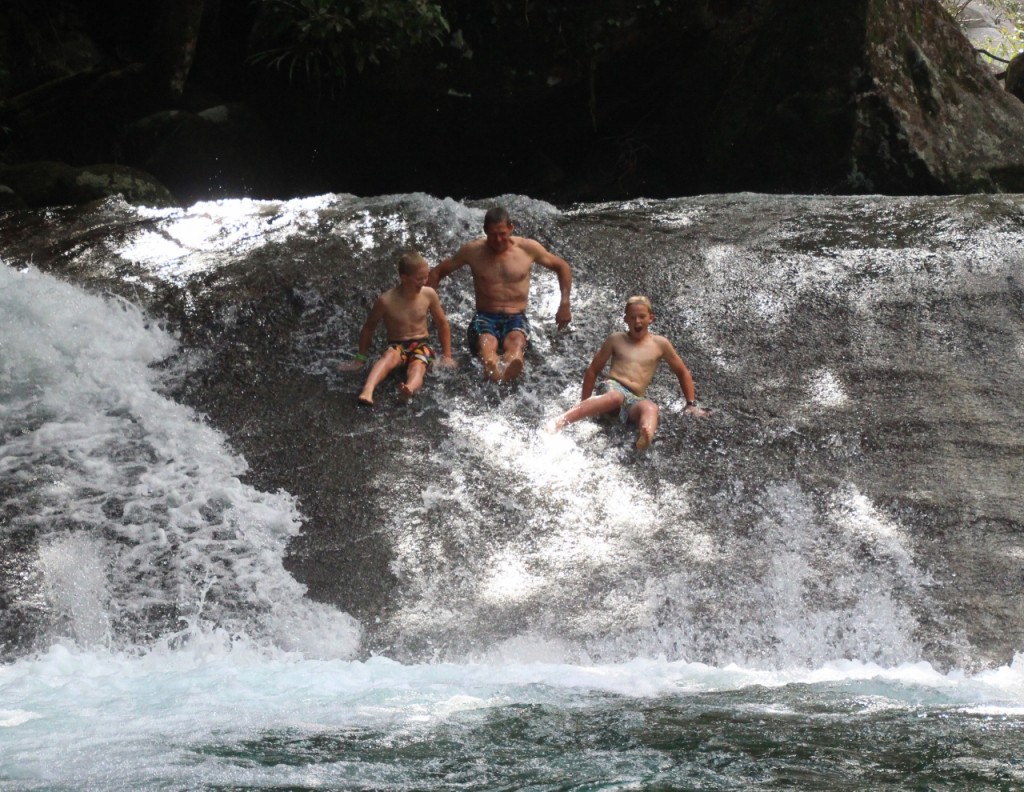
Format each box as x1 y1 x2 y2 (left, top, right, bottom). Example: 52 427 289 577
428 290 457 367
357 298 386 357
338 298 385 372
660 338 710 417
580 337 614 399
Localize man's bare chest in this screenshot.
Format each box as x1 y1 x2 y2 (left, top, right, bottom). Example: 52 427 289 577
471 255 532 284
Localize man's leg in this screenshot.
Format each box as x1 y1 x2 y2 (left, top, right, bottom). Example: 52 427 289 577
398 359 427 400
476 333 502 382
629 400 660 450
499 330 527 381
358 347 402 405
546 390 624 432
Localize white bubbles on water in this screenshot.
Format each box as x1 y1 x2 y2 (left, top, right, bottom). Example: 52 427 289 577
37 533 112 649
1 263 360 658
805 367 849 409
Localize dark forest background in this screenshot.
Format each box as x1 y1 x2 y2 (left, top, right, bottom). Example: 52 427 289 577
2 0 1024 208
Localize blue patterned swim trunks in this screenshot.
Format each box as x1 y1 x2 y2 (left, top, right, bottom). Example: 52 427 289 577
466 311 530 353
595 378 650 423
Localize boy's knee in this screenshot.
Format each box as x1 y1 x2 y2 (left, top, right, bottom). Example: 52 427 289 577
632 400 658 422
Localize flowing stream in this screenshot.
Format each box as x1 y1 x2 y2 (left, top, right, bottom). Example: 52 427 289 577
1 192 1023 789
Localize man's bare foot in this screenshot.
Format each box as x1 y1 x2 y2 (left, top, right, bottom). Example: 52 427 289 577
397 383 415 401
483 358 502 382
500 357 524 382
543 417 564 434
635 426 654 450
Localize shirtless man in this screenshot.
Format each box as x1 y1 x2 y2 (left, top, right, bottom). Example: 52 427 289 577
427 206 572 382
342 251 456 405
546 296 710 449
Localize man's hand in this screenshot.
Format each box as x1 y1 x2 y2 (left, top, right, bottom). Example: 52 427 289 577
555 302 572 329
684 404 712 419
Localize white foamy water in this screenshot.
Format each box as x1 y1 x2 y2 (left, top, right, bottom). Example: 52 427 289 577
1 642 1023 791
0 263 359 657
376 341 936 667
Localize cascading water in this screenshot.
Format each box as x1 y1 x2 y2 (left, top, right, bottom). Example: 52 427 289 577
1 192 1022 789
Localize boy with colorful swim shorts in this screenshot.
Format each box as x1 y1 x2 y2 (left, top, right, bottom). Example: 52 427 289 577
341 252 456 405
545 296 710 449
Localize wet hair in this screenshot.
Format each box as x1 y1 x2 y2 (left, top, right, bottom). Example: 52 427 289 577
398 251 428 275
483 206 511 228
625 295 653 313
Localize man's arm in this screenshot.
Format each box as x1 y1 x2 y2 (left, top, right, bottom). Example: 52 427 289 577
427 289 456 365
526 239 573 328
581 336 615 399
427 248 468 289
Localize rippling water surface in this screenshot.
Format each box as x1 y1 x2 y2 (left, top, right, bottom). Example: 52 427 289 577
2 192 1023 789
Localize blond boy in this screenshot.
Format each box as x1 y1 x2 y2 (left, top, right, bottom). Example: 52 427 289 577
546 296 709 448
342 252 456 405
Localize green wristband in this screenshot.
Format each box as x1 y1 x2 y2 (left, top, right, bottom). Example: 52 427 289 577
354 352 368 362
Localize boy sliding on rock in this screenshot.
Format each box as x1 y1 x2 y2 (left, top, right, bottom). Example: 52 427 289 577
546 295 710 449
341 251 456 405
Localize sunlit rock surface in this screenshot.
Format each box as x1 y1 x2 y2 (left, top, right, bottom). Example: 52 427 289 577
1 192 1022 671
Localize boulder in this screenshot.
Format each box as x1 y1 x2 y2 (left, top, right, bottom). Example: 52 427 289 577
697 0 1024 193
122 102 285 204
337 0 1024 198
0 184 27 211
68 163 178 207
0 160 177 208
1004 51 1024 102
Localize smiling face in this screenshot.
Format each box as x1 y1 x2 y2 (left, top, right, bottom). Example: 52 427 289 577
484 220 514 254
623 301 654 339
399 261 429 293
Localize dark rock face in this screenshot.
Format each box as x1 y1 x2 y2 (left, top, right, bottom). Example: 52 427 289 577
123 103 284 205
1 0 1023 205
548 0 1024 196
1003 50 1024 102
856 0 1024 192
0 161 177 208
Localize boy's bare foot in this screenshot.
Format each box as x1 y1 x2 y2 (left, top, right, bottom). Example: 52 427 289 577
500 357 524 382
357 395 374 407
635 426 654 450
397 383 415 401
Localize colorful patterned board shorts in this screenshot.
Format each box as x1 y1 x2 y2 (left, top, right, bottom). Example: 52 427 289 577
595 378 650 423
466 311 530 353
388 338 435 369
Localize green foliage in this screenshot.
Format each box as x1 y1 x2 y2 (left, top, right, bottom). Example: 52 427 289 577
249 0 450 87
941 0 1023 64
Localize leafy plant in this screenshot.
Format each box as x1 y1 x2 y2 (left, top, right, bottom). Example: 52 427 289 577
248 0 450 88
